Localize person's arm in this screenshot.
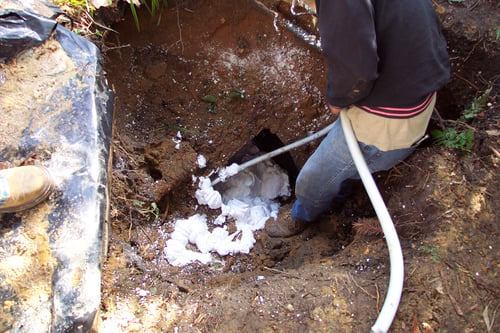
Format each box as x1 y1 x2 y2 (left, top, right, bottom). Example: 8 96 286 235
317 0 379 108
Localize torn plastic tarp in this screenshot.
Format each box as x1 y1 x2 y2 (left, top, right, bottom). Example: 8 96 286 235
0 0 66 62
0 1 113 332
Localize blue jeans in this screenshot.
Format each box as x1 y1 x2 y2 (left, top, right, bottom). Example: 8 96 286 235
291 119 416 222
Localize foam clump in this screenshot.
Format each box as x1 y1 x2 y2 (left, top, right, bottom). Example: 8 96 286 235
195 177 222 209
164 160 290 266
197 154 207 168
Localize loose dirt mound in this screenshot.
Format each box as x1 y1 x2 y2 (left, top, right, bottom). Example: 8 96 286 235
98 0 499 332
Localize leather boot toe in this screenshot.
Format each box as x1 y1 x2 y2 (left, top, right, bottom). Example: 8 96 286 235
265 210 308 238
0 165 54 213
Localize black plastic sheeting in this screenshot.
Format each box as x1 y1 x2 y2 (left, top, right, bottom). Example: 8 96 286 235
0 2 62 63
0 1 113 332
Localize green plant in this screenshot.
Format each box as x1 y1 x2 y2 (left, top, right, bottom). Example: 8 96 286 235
419 245 442 262
228 90 246 100
201 90 247 114
431 87 492 155
130 0 168 31
133 200 160 222
431 127 474 153
495 27 500 40
202 94 218 103
53 0 117 37
202 94 218 113
459 86 492 121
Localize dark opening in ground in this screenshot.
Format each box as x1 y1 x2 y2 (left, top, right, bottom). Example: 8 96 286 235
227 128 299 190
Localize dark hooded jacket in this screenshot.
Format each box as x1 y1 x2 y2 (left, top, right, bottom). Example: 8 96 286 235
315 0 450 117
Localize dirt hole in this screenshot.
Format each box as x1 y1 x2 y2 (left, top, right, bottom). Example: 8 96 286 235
103 0 366 271
100 0 499 331
226 128 299 189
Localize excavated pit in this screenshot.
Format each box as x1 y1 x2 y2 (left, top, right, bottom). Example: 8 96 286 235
99 0 500 331
104 0 364 270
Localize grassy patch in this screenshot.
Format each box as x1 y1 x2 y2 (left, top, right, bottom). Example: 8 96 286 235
130 0 169 31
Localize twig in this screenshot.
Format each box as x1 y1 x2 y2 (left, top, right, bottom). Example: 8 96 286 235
432 107 447 130
490 146 500 159
400 160 424 173
126 204 155 243
483 301 499 333
468 0 480 11
433 105 482 156
443 118 477 131
176 5 184 54
136 222 155 243
463 37 483 63
103 44 131 52
163 195 170 221
440 270 464 317
456 273 463 302
453 72 480 91
449 290 465 316
348 272 376 299
156 9 162 26
128 221 133 242
421 171 431 191
85 11 118 34
375 282 380 313
263 266 302 279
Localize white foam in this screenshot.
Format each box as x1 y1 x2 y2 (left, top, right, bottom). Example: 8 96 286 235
216 163 240 182
164 161 289 266
172 131 182 150
194 177 222 209
197 155 207 168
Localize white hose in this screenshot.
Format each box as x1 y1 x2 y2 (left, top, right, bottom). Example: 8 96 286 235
211 122 335 186
339 110 404 333
211 110 404 332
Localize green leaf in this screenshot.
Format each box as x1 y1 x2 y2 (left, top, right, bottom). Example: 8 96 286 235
130 2 141 32
229 91 245 99
431 128 474 154
460 86 492 121
202 95 217 103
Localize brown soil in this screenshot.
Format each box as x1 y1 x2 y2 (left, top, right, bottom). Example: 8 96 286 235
96 0 499 332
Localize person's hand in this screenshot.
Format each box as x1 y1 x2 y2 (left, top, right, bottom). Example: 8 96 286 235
328 104 342 116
